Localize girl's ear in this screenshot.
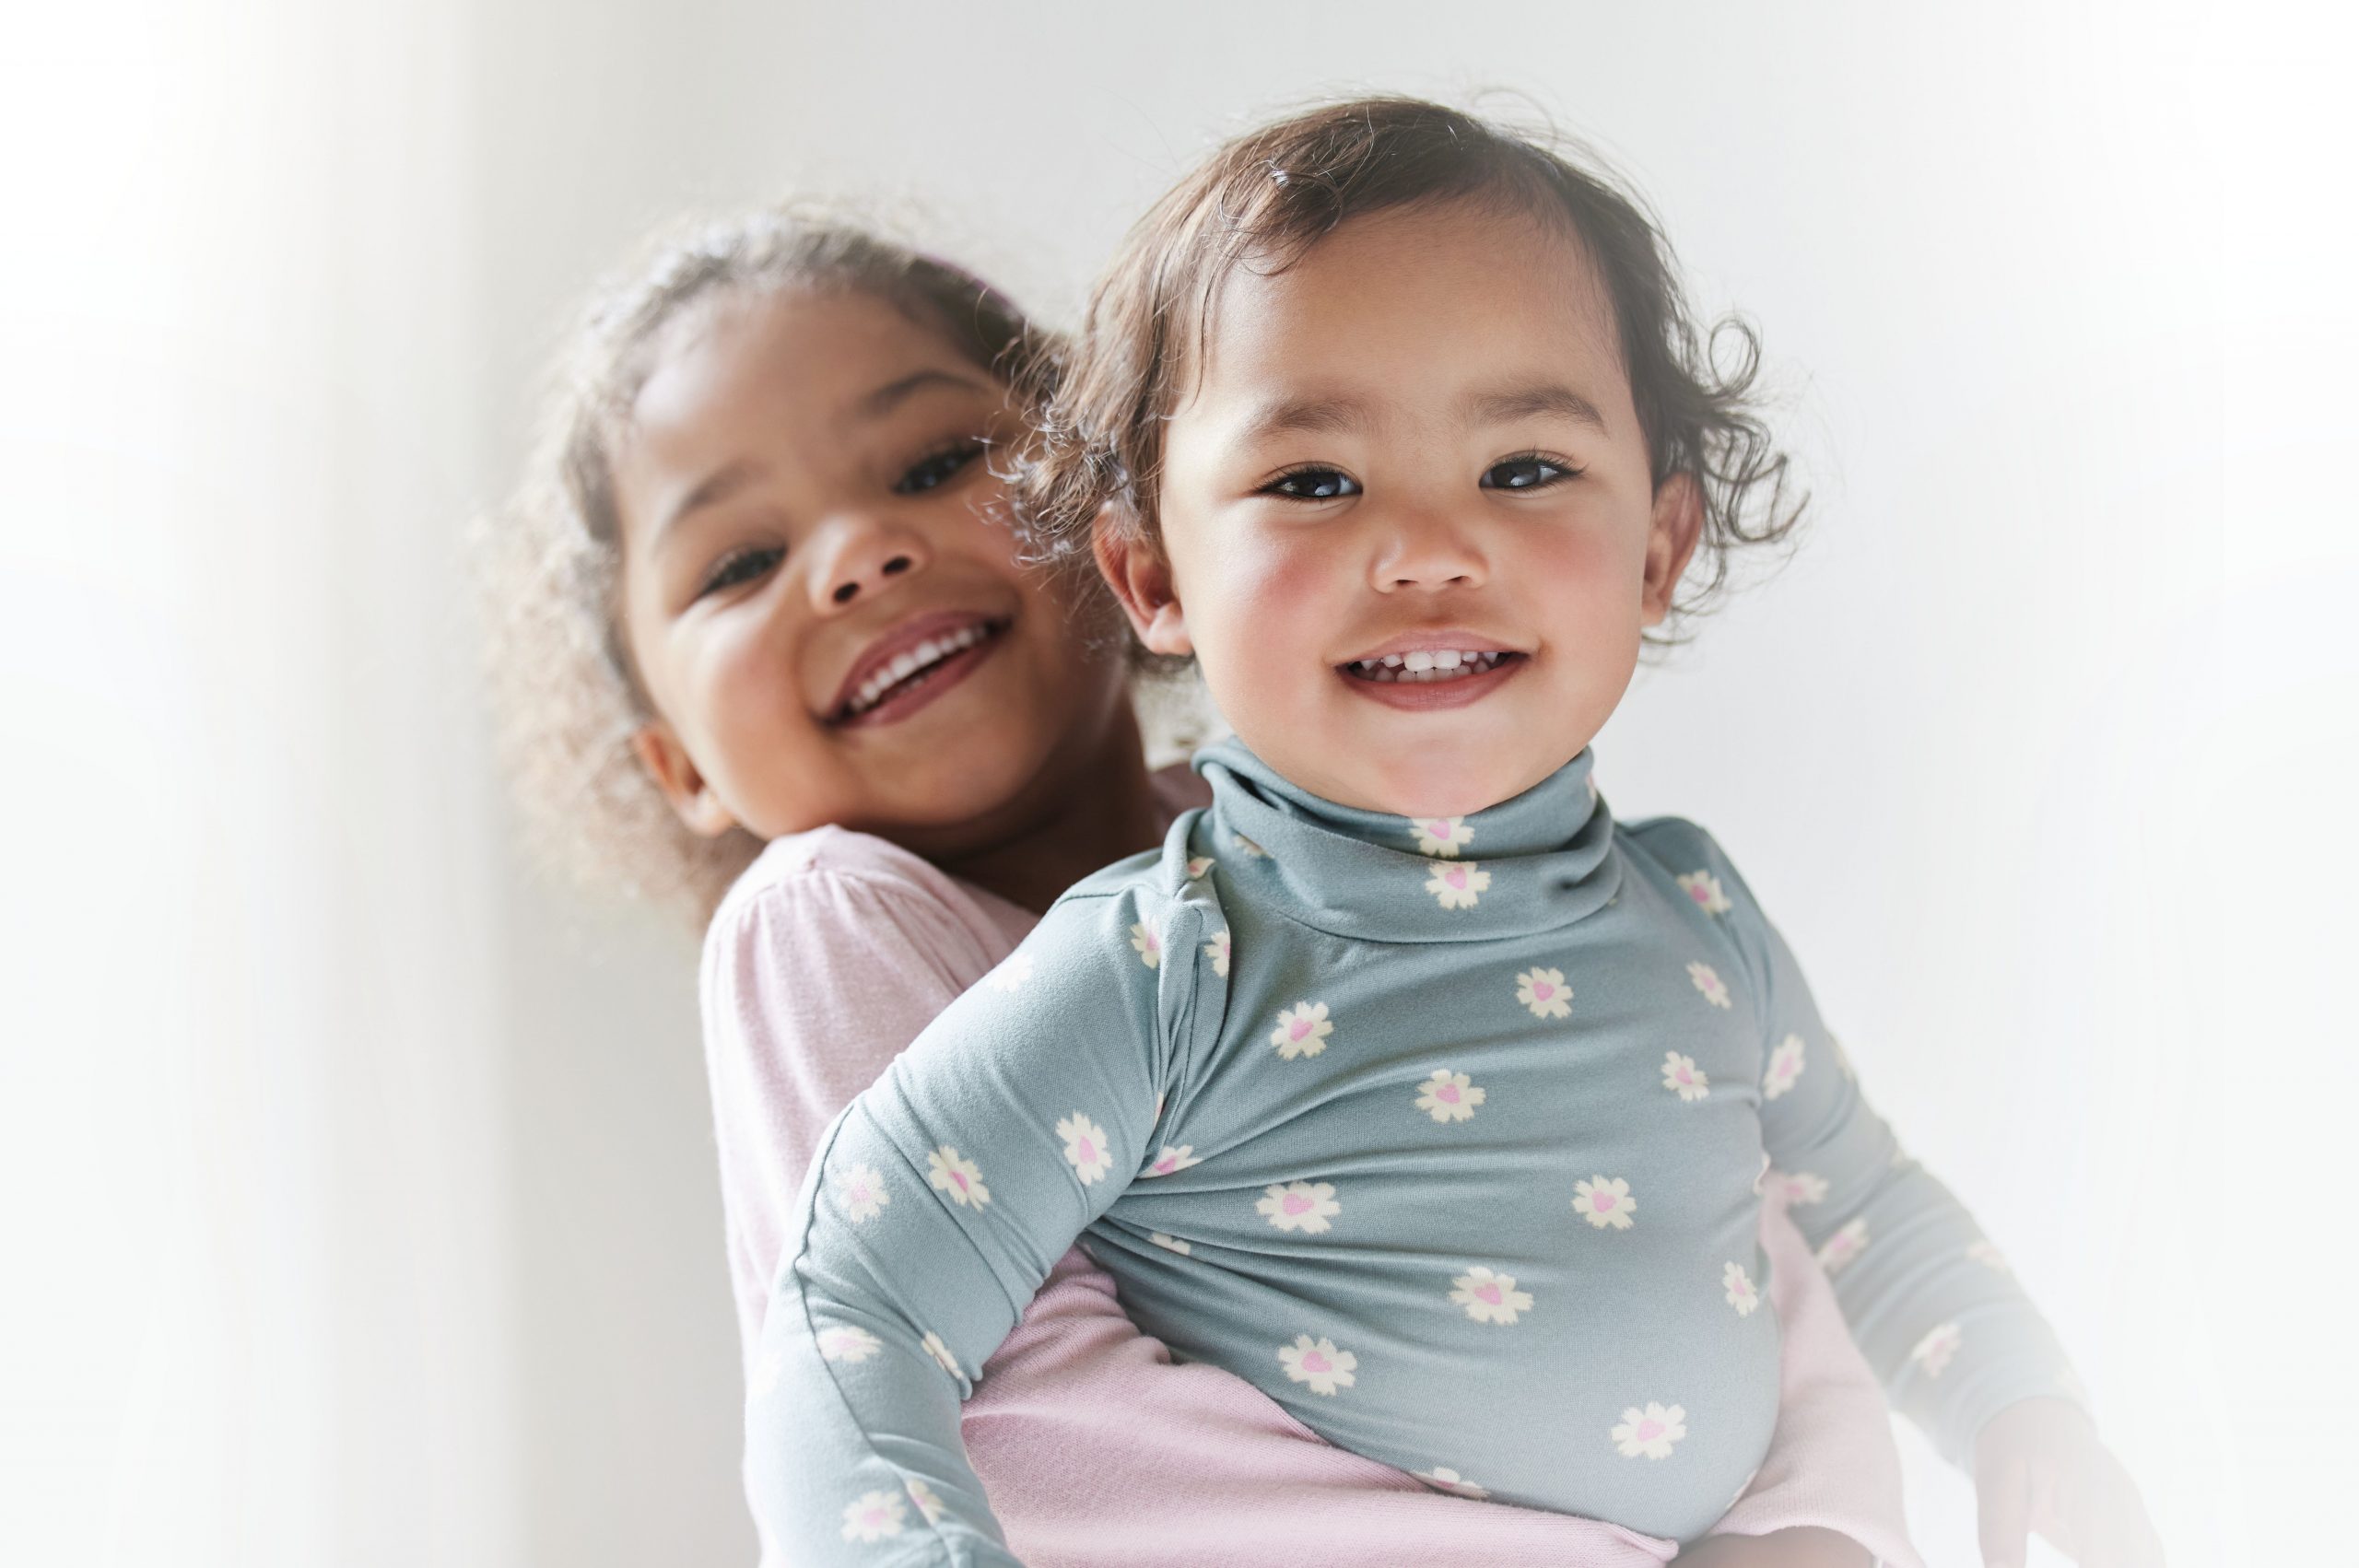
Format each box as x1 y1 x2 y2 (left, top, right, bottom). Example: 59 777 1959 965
1091 505 1193 656
1641 471 1705 627
631 721 740 837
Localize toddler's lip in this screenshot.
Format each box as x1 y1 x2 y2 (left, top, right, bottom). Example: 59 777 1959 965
1335 627 1527 665
824 607 1007 722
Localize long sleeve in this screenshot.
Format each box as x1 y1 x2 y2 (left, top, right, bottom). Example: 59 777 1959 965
1658 823 2080 1469
744 881 1203 1565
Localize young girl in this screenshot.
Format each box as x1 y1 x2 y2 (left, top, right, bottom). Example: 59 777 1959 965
481 206 1919 1566
744 103 2163 1565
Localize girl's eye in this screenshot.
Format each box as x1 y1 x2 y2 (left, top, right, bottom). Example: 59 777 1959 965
698 545 783 600
1482 454 1582 491
895 439 986 495
1262 466 1360 501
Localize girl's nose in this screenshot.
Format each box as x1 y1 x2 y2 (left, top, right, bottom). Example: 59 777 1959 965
810 516 933 614
1374 507 1487 592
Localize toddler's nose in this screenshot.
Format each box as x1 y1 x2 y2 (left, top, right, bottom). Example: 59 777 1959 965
812 518 931 612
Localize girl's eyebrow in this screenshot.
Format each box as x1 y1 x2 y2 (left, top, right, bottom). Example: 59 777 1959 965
1233 382 1610 447
859 367 992 418
1467 382 1610 435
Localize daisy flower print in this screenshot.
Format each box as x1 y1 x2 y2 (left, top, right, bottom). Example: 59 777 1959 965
816 1325 883 1364
1412 815 1473 857
1613 1402 1687 1459
1142 1144 1201 1177
1426 860 1491 910
1816 1216 1869 1275
1909 1320 1965 1379
1676 870 1733 915
1415 1068 1485 1123
1270 1000 1334 1059
1414 1467 1490 1500
840 1490 907 1542
1573 1175 1637 1230
834 1163 889 1223
921 1330 963 1379
1722 1261 1761 1316
1661 1051 1709 1102
1057 1113 1113 1185
1687 960 1732 1009
1449 1265 1533 1325
1149 1232 1192 1256
1258 1179 1342 1234
1277 1334 1357 1395
1203 927 1230 976
984 951 1033 993
1516 966 1572 1019
926 1146 990 1209
1232 832 1268 859
904 1477 947 1526
1186 854 1215 879
1129 919 1162 968
1764 1033 1807 1100
1772 1169 1829 1206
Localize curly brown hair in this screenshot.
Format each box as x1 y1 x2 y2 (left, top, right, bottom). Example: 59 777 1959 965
1013 97 1804 639
472 205 1046 921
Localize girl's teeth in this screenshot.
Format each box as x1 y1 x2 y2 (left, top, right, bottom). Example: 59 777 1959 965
1344 649 1508 684
1402 650 1434 673
846 622 994 716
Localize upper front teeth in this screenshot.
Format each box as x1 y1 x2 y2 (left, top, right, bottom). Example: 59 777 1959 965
1348 649 1508 683
847 622 990 715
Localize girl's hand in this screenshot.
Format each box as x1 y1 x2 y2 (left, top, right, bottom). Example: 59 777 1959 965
1670 1527 1870 1567
1974 1397 2165 1568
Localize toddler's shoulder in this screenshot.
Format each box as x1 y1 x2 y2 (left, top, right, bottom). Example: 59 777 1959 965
1616 813 1766 920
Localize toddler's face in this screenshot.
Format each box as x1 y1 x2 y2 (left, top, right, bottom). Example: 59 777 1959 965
1122 202 1698 817
615 287 1126 848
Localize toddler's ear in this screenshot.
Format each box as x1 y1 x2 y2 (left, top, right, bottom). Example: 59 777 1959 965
631 722 739 837
1091 505 1193 656
1641 471 1705 627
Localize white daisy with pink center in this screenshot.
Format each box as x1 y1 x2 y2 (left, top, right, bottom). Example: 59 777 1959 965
921 1329 962 1379
1186 855 1215 879
1816 1217 1869 1275
926 1146 990 1209
1057 1113 1113 1186
1426 860 1492 910
1676 870 1733 915
1204 928 1231 977
1909 1320 1965 1379
1142 1144 1200 1177
1412 816 1474 857
1277 1334 1357 1395
1130 919 1162 968
1612 1401 1687 1459
1687 960 1732 1009
816 1325 883 1364
904 1477 947 1526
1764 1033 1807 1100
1772 1169 1829 1206
1517 966 1572 1019
840 1490 907 1542
1661 1051 1709 1102
1258 1179 1341 1234
1722 1261 1761 1316
1415 1068 1485 1124
1414 1467 1490 1499
1270 1000 1334 1060
1449 1265 1533 1325
1574 1175 1637 1230
835 1163 889 1223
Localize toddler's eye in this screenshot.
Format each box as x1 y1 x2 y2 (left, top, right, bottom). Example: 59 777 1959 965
1482 455 1581 491
1262 466 1360 501
698 545 783 599
895 439 986 495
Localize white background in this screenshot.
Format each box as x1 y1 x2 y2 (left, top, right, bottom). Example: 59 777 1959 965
3 3 2351 1565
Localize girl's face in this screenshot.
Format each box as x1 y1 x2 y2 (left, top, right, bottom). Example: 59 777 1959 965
1107 201 1700 818
616 287 1128 848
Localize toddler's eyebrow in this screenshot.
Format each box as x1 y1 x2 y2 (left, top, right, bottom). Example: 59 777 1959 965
1234 382 1610 447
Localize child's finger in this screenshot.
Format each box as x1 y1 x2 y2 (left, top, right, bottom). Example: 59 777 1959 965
1977 1467 2032 1568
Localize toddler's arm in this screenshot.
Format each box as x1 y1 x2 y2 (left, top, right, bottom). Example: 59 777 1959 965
744 881 1202 1566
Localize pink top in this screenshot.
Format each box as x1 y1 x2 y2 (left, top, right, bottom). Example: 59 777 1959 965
700 782 1919 1568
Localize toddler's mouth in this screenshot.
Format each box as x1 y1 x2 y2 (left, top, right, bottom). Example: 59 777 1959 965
832 615 1011 726
1341 649 1521 685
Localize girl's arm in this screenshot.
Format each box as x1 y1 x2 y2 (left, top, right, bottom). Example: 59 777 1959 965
743 879 1194 1566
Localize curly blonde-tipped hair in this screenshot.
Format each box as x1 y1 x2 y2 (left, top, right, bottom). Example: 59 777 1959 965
473 205 1045 923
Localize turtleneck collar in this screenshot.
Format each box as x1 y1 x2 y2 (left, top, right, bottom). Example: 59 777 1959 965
1191 740 1621 943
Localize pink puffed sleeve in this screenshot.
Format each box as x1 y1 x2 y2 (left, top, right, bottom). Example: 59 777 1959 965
701 824 1919 1568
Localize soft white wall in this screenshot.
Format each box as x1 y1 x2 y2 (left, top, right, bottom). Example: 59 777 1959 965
6 3 2349 1566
